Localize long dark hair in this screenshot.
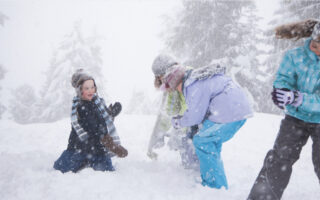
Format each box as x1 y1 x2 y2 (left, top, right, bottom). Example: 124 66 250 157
275 19 319 40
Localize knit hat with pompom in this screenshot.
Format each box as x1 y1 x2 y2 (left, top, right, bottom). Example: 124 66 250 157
71 69 96 96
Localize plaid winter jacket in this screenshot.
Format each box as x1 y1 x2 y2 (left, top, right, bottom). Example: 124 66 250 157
274 38 320 123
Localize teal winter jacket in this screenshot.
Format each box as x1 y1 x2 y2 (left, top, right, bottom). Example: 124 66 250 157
274 38 320 123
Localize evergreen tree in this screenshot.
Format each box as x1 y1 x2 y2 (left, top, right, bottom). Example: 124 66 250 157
10 85 38 124
280 0 320 20
232 2 272 112
38 22 105 122
10 22 106 123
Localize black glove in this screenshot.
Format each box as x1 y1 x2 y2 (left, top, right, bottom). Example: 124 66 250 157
187 125 199 139
108 102 122 117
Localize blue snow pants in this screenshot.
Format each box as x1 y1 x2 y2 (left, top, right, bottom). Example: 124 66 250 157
193 119 246 189
53 150 114 173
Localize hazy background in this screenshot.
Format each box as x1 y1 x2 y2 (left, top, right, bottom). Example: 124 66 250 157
1 1 320 199
0 0 178 105
0 0 319 123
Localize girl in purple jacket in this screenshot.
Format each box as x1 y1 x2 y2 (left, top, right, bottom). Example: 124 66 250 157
161 64 253 189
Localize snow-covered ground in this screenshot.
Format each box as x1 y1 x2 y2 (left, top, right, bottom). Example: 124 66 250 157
0 112 319 200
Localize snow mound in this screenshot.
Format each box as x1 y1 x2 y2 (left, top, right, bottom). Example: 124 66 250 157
0 113 319 200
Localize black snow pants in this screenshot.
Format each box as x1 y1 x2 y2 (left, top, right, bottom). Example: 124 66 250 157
247 115 320 200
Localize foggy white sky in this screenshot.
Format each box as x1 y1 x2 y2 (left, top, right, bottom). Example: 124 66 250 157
0 0 181 107
0 0 279 109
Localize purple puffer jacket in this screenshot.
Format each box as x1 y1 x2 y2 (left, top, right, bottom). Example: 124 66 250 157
177 74 253 127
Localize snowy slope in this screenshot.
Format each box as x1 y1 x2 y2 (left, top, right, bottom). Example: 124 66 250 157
0 113 319 200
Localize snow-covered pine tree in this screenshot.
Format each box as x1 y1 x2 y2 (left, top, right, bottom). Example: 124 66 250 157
281 0 320 20
231 2 273 113
166 0 236 67
165 0 270 113
37 22 106 122
10 22 106 124
10 85 39 124
165 0 256 66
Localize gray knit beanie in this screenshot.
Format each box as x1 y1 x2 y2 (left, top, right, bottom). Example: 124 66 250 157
71 69 94 88
71 69 96 96
151 54 178 76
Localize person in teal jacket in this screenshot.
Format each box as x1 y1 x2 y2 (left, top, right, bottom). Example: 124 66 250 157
248 19 320 200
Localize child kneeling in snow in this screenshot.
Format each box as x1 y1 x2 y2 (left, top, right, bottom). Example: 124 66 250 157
162 64 253 189
54 69 128 173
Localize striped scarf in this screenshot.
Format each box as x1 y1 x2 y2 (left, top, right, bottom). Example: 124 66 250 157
71 94 121 146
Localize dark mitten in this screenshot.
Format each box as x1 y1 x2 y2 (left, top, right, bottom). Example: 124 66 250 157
271 87 303 109
108 102 122 117
101 134 128 158
187 125 199 139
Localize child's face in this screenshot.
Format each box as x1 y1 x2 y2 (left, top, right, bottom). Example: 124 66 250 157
81 80 96 101
310 40 320 56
